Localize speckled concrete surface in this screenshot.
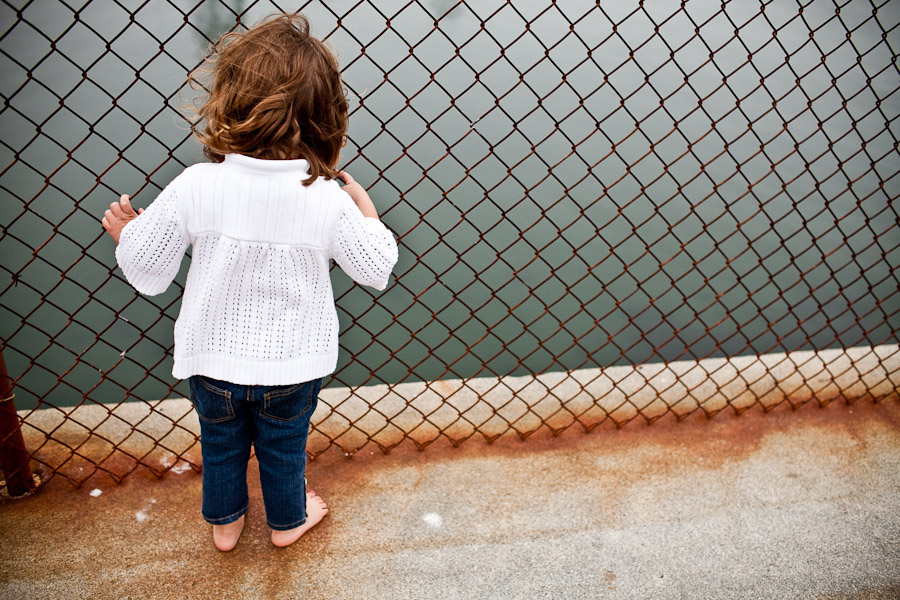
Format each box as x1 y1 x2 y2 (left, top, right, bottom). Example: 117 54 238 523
2 397 899 600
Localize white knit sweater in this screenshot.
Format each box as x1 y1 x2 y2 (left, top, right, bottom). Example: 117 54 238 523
115 154 399 385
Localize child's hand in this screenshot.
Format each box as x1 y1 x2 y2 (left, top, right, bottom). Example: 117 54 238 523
101 194 143 244
338 171 379 220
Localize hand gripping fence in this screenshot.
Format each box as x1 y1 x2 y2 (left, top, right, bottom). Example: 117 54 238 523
1 0 898 495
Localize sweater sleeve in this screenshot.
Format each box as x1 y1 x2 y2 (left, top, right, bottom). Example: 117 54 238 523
115 182 190 296
330 194 399 291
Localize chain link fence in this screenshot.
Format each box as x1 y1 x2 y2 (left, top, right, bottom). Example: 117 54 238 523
1 0 898 494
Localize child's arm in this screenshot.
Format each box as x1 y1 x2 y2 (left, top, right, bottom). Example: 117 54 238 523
331 172 398 291
102 185 191 296
338 171 379 219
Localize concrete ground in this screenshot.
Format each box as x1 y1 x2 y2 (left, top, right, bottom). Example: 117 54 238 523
1 397 899 600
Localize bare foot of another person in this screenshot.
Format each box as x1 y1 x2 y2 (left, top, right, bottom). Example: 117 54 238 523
213 514 245 552
271 491 329 547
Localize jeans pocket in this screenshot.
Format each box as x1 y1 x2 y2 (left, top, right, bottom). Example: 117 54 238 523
189 376 235 423
261 379 321 422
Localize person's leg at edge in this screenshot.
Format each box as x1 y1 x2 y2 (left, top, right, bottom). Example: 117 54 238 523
189 376 254 551
253 379 328 547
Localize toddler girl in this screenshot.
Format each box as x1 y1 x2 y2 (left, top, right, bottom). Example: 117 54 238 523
101 13 398 551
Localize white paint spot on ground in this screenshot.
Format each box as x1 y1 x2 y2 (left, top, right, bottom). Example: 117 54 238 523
422 512 443 528
89 489 102 497
172 462 192 474
136 500 156 522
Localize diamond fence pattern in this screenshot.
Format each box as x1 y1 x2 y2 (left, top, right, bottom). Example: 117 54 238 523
1 0 899 493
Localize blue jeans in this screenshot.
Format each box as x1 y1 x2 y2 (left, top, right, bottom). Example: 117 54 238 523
188 375 321 530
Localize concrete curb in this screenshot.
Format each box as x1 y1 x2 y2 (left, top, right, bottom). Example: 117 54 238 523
16 344 899 483
312 343 900 452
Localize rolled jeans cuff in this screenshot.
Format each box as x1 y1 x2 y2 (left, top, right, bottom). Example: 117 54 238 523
268 514 308 531
203 499 248 525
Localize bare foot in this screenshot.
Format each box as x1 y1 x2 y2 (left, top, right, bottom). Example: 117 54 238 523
271 491 329 547
213 514 245 552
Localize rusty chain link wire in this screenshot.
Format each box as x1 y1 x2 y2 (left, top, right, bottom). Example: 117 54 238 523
1 0 898 493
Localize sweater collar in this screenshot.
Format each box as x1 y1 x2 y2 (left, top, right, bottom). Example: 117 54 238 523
223 154 310 174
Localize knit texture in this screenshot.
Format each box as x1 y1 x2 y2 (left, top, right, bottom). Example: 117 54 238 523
115 154 399 385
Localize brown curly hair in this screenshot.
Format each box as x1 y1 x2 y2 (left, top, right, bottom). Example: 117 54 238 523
189 13 348 185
